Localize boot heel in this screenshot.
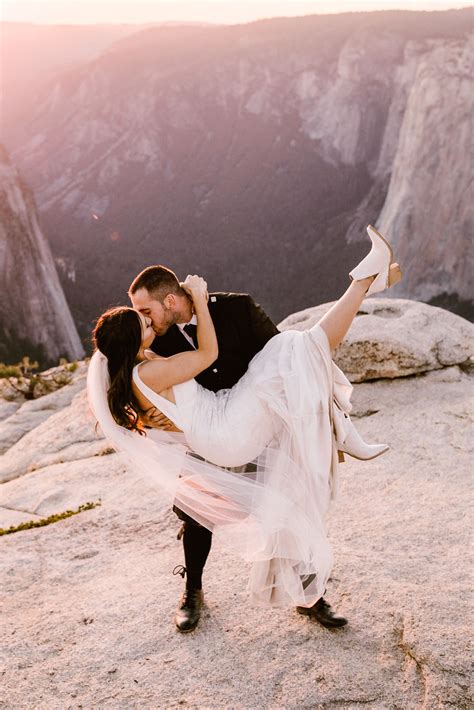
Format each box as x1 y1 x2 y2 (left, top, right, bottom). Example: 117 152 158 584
349 224 403 296
388 263 402 287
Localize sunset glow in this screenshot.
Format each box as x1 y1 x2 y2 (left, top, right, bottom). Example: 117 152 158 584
1 0 468 25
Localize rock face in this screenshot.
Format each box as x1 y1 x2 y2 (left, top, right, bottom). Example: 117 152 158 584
280 298 474 382
0 145 84 364
3 9 472 331
0 362 88 456
0 299 472 708
0 389 108 483
377 37 474 304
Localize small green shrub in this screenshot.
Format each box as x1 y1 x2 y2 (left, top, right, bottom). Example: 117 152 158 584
0 363 22 378
59 358 78 373
1 356 79 400
0 500 102 535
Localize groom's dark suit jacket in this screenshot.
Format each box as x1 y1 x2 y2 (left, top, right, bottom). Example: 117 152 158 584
150 292 279 393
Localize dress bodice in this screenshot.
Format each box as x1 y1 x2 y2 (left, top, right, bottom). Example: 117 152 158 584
132 326 351 473
132 363 197 433
132 360 276 467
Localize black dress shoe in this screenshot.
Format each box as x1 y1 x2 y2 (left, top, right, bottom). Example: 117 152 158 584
296 596 348 628
175 588 204 633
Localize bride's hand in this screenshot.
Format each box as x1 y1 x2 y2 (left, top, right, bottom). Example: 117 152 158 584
181 275 208 302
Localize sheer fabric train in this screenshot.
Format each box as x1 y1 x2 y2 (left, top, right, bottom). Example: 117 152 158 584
86 324 353 608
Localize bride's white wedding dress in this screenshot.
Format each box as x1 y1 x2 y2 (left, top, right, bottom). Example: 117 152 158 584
87 322 355 609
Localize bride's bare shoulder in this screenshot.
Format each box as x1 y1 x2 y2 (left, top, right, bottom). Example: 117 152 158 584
144 349 165 360
134 357 176 403
135 357 168 389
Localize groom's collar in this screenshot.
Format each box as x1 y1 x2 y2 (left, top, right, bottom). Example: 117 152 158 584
177 313 197 331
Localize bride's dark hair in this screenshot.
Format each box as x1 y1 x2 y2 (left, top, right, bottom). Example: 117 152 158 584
93 307 148 434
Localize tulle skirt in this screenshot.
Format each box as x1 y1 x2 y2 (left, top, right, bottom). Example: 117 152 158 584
87 324 353 608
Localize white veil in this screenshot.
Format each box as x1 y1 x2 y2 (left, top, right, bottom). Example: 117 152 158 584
87 344 337 608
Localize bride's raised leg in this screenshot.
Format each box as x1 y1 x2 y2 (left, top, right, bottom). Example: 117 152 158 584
318 224 402 351
315 228 399 460
317 277 373 352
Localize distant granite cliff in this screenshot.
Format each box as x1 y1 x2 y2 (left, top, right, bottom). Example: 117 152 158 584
377 37 473 304
0 146 84 364
4 8 472 333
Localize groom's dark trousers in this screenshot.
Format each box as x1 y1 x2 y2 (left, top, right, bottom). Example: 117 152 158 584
151 292 279 590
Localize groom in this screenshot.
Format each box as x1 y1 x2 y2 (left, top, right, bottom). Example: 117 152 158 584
129 264 348 632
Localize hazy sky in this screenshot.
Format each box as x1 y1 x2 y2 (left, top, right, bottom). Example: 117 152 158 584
1 0 469 25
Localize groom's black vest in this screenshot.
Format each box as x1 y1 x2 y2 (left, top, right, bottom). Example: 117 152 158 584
150 292 279 392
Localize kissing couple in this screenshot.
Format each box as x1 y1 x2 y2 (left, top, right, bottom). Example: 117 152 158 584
87 225 402 633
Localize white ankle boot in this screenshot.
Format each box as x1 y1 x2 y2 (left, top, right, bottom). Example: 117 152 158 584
338 414 389 460
349 224 402 296
333 403 389 461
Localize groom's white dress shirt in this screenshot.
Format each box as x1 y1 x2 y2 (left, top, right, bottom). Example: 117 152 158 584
177 314 198 349
177 306 219 374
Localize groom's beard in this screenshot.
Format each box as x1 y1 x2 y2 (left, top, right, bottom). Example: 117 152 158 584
153 307 179 336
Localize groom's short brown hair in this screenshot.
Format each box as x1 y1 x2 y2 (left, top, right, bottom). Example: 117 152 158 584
128 265 182 301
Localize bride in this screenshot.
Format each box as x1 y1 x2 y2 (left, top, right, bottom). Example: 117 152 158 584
87 225 402 608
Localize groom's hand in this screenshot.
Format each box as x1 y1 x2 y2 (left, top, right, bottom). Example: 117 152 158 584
141 409 180 432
